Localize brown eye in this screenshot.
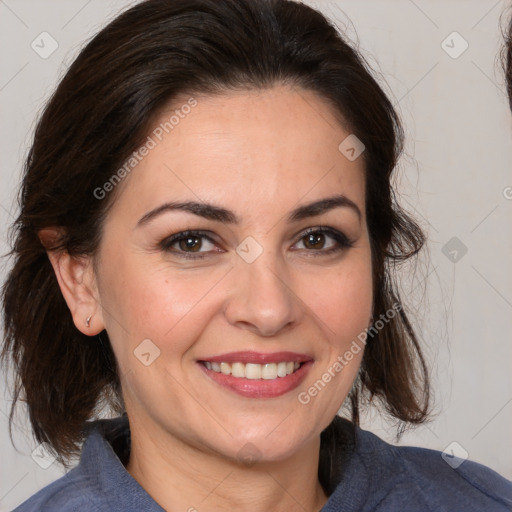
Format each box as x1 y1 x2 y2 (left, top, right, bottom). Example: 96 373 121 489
178 235 202 252
303 232 327 250
293 227 353 255
160 230 218 259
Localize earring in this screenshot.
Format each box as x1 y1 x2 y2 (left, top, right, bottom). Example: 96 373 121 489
85 315 92 328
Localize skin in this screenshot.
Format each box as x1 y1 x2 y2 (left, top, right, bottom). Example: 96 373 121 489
46 85 373 512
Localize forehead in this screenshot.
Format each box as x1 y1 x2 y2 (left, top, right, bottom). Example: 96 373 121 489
110 86 366 222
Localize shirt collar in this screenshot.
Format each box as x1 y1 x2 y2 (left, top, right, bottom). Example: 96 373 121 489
80 416 165 511
81 414 368 511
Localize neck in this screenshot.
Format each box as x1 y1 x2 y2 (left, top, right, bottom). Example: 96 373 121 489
125 418 328 512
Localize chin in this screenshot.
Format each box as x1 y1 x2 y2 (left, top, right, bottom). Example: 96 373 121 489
225 428 317 466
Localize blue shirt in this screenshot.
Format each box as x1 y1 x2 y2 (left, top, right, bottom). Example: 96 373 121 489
13 416 512 511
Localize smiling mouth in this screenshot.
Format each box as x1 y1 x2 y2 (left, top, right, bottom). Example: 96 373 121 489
201 361 302 379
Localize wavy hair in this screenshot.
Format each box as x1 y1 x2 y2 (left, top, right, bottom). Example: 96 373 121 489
1 0 429 494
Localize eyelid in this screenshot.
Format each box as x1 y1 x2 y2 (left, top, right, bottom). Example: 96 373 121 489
159 226 354 258
159 230 219 252
295 226 353 245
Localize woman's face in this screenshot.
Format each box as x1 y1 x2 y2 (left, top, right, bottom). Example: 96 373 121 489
93 85 373 463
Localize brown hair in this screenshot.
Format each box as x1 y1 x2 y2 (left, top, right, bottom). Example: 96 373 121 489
504 13 512 109
1 0 429 493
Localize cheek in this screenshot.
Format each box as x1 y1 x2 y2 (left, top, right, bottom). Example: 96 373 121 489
97 250 225 360
293 251 372 427
298 253 373 344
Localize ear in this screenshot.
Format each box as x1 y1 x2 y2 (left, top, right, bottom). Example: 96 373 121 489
39 227 105 336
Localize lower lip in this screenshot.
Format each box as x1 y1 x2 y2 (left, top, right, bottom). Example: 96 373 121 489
198 361 313 398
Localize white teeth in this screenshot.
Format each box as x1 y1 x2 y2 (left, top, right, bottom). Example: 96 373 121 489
245 363 262 380
204 361 302 379
277 362 287 378
231 362 245 378
261 363 277 380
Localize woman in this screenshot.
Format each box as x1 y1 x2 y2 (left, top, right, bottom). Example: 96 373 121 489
2 0 511 510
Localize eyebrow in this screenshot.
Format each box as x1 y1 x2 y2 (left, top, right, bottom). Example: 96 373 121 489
136 194 362 227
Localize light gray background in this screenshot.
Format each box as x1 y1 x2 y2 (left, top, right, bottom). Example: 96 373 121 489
1 0 511 509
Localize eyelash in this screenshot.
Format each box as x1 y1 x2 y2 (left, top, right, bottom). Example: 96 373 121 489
159 227 354 260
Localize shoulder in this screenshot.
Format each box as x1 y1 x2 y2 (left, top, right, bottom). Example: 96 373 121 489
349 426 512 511
11 432 108 512
394 442 512 508
12 416 163 512
11 464 104 512
11 419 124 511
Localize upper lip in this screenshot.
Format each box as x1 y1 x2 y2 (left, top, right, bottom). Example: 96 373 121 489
199 351 312 364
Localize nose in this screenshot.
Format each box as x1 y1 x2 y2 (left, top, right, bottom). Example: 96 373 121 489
223 250 302 337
